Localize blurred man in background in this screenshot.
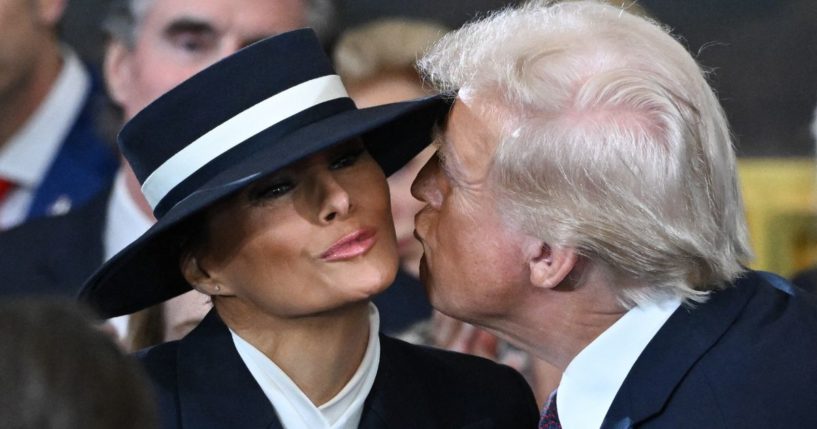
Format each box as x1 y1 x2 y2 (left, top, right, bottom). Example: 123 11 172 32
0 0 118 230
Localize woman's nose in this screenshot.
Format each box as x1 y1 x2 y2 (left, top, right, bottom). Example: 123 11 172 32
411 154 444 209
316 173 352 223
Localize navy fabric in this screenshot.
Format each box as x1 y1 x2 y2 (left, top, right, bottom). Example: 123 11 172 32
136 309 539 429
792 266 817 295
26 69 117 220
600 270 817 428
0 187 108 297
372 269 432 335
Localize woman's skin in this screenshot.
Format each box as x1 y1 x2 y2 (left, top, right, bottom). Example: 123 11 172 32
181 140 399 405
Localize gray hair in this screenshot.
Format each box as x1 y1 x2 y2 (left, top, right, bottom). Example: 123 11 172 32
103 0 337 47
419 0 753 307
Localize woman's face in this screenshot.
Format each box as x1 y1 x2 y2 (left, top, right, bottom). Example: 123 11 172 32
188 140 398 318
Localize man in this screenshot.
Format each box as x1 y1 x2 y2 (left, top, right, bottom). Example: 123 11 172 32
0 0 334 340
412 1 817 427
0 0 118 229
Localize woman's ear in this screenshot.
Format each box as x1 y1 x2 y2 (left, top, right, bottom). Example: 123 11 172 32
180 253 225 296
527 242 578 289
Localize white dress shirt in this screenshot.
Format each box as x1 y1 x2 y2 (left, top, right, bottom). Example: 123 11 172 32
0 48 90 229
232 303 381 429
104 170 154 339
557 297 682 429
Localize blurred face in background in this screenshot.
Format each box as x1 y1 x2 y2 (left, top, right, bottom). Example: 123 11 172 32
347 70 433 277
105 0 307 120
0 0 64 138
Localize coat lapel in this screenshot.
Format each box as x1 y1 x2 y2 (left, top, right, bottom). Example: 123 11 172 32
601 272 762 428
359 335 439 429
176 310 283 429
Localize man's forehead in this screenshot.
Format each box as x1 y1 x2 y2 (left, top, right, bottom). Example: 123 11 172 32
438 97 499 184
142 0 307 36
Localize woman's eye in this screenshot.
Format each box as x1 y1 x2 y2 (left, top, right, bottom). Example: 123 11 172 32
252 181 294 200
330 148 365 170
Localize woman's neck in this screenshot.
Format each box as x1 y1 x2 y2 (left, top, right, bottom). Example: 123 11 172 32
217 300 373 406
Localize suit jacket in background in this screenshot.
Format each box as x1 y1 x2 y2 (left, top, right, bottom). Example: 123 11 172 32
138 309 539 429
25 68 118 221
0 186 108 296
602 270 817 428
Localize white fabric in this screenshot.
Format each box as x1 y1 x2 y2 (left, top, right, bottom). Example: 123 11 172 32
103 170 154 339
0 48 89 229
558 297 681 429
232 303 381 429
142 74 349 209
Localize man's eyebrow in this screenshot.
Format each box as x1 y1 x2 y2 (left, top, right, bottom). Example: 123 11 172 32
432 127 465 184
163 17 217 38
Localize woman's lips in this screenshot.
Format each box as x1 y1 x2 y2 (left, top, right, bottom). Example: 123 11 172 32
321 228 377 261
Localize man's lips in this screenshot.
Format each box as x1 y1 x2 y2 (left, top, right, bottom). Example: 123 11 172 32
321 228 377 261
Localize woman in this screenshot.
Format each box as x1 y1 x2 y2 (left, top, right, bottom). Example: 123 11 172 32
79 30 538 429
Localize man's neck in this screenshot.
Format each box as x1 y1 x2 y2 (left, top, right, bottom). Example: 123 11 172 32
217 299 372 406
0 40 62 149
488 278 629 371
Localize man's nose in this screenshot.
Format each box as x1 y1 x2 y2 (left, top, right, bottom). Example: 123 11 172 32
411 154 444 209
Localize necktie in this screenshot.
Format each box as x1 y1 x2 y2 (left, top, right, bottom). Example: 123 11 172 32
0 177 14 204
539 393 561 429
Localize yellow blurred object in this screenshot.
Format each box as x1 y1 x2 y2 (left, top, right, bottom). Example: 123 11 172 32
738 158 817 277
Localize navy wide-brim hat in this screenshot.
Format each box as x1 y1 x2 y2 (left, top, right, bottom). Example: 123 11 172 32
79 29 449 318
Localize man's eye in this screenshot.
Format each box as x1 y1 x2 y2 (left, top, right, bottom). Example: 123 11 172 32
170 32 215 53
330 148 365 170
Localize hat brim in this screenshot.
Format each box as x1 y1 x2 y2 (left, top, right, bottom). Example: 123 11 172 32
78 95 451 318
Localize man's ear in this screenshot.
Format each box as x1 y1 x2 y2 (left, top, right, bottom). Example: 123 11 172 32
180 253 226 296
527 241 578 289
103 40 133 109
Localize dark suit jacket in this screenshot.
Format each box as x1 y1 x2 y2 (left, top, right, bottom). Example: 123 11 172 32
791 266 817 295
0 186 108 296
601 270 817 428
137 310 539 429
25 67 118 220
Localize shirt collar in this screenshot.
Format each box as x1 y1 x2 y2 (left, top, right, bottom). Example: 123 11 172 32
104 170 154 261
0 47 90 188
558 296 681 429
232 303 381 429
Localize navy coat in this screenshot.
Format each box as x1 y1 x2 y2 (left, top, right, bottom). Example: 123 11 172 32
137 310 539 429
25 68 117 221
0 186 108 296
601 271 817 428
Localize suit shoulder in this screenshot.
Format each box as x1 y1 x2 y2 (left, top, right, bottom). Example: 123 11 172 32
134 340 183 397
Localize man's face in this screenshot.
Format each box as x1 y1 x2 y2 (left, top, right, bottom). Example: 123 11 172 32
411 98 532 323
0 0 61 107
106 0 307 119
